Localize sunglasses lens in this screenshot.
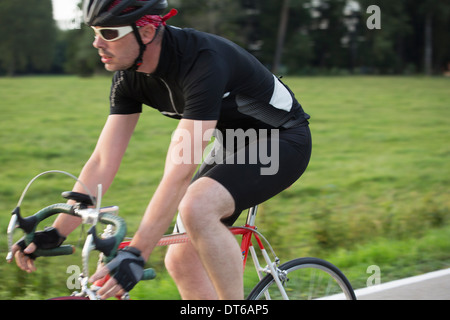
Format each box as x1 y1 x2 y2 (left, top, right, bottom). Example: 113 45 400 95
100 29 119 40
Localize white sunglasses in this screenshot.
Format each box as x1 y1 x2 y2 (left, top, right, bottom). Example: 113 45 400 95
91 26 139 42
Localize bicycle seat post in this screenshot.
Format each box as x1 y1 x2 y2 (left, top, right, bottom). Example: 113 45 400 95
245 205 259 227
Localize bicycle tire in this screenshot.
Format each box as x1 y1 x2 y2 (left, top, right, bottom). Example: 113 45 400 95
247 257 356 300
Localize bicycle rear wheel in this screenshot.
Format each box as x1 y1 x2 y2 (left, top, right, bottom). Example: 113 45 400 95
247 257 356 300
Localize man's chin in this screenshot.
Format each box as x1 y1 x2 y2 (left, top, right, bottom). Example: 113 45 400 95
104 63 118 72
104 63 133 72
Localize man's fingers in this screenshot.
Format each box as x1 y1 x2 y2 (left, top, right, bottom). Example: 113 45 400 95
90 266 126 299
24 243 37 254
8 242 37 261
25 257 36 273
89 264 110 283
97 277 124 299
7 244 21 263
9 243 37 272
14 250 36 273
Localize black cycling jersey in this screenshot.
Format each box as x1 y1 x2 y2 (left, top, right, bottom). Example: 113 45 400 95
109 26 310 131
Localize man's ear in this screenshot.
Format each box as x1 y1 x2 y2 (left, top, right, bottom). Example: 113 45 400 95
140 24 157 44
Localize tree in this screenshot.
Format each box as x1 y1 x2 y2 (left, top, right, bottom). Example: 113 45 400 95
415 0 450 75
291 0 350 73
63 25 103 77
0 0 56 76
170 0 244 43
273 0 291 74
358 0 412 73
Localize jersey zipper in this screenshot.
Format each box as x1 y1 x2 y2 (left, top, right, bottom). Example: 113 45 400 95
159 78 181 117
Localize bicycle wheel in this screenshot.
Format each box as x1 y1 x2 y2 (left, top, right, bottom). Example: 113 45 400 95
247 257 356 300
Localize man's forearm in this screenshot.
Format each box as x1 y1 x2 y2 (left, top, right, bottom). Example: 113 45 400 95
129 119 216 260
130 173 192 260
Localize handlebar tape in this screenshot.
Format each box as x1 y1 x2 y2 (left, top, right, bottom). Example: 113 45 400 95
142 268 157 281
17 204 126 259
19 204 74 248
34 245 76 257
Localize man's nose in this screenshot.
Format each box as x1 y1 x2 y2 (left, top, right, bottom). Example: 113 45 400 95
93 35 107 49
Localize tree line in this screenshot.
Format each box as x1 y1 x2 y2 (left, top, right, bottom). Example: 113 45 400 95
1 0 449 77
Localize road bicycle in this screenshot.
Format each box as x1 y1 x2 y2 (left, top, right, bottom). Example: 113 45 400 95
6 170 356 300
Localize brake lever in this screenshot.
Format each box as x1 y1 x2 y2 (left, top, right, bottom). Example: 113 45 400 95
6 206 41 261
6 208 19 261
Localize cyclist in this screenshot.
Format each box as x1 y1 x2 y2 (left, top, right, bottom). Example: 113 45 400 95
10 0 311 300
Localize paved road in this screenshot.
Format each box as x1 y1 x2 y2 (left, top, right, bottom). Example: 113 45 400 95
354 268 450 300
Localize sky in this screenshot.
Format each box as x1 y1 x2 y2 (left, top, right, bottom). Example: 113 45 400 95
52 0 82 29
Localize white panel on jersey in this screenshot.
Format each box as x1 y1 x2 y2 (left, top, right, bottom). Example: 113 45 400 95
269 75 293 112
161 111 182 117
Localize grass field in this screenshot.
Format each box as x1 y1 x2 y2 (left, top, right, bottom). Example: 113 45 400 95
0 75 449 299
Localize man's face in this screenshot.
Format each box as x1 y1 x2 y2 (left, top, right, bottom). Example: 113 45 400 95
92 26 139 71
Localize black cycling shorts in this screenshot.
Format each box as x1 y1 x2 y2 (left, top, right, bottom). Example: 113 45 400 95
189 124 312 226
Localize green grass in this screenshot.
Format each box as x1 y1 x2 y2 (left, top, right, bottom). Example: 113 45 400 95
327 224 450 292
0 75 449 299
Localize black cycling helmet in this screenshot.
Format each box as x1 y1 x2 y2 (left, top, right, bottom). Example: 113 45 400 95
83 0 168 26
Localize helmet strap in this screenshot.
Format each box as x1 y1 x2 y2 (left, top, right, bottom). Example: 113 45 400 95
128 23 162 72
128 24 146 71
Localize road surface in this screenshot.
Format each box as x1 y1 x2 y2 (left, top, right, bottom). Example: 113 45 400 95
354 268 450 300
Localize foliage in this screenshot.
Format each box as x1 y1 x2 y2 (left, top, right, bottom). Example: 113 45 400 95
63 25 104 77
1 0 449 76
0 0 56 76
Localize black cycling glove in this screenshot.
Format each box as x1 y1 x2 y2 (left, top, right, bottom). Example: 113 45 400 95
16 227 66 260
106 246 145 292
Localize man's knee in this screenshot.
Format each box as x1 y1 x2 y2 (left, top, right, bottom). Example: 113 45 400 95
165 244 201 278
178 180 215 230
178 190 201 215
178 178 235 231
178 192 203 232
165 245 186 276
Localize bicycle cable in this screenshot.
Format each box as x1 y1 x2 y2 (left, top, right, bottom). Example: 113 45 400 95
15 170 97 249
16 170 96 208
236 226 279 265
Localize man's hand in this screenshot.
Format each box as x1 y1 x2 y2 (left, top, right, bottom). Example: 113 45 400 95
90 246 145 299
8 242 38 273
7 227 66 273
